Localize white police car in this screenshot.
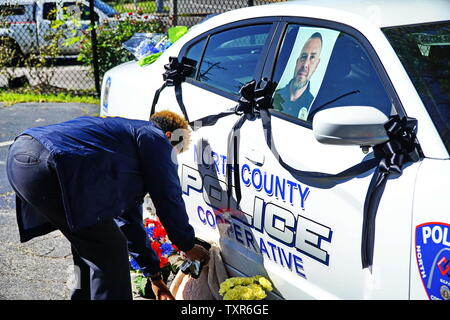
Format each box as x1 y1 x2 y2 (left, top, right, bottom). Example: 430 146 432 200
100 0 450 300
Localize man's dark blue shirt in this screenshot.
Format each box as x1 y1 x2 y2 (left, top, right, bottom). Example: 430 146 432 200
272 81 314 119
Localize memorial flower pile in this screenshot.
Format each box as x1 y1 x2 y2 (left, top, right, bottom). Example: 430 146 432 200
121 26 188 66
130 218 184 297
129 218 181 275
219 276 273 300
144 218 179 269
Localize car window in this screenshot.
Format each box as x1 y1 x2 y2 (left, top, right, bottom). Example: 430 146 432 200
195 24 272 95
383 22 450 155
63 2 99 21
0 5 25 17
0 4 32 22
185 38 207 79
43 3 57 20
271 24 394 123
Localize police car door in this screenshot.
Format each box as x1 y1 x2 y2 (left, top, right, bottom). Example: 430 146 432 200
239 21 419 299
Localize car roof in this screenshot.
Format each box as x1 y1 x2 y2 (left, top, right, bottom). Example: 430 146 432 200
194 0 449 33
279 0 450 28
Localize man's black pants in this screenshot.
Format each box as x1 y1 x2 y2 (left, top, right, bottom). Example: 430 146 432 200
6 135 132 300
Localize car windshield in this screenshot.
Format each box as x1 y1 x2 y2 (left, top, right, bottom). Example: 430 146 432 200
383 21 450 155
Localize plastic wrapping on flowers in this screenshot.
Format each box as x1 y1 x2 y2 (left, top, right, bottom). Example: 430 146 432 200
122 26 188 67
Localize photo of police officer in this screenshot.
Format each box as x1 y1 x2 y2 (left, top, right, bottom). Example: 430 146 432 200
273 32 323 120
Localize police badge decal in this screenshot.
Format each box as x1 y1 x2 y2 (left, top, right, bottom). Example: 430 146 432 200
415 222 450 300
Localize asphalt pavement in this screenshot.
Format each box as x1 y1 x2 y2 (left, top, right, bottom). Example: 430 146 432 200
0 102 99 300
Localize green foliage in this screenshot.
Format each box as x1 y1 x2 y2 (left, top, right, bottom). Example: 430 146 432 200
132 273 149 297
112 1 159 13
77 15 164 82
0 89 99 106
130 265 174 299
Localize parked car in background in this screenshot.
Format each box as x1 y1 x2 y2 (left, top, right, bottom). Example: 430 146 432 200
101 0 449 300
0 0 117 57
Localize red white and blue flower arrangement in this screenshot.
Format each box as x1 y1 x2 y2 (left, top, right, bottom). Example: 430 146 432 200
129 218 184 297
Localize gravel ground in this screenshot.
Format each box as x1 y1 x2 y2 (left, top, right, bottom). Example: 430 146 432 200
0 207 72 300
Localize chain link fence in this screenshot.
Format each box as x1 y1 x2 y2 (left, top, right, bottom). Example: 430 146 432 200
0 0 285 97
105 0 285 27
0 0 101 96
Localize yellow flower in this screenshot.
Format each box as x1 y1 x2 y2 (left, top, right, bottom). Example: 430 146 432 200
219 278 234 295
234 277 253 286
219 276 273 300
256 276 273 292
236 286 248 299
223 287 241 300
249 283 267 300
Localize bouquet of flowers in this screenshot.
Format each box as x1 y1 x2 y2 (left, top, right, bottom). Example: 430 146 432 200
129 218 184 297
144 218 184 272
219 276 273 300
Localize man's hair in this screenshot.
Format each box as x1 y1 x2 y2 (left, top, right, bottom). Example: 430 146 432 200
309 32 323 46
150 110 191 153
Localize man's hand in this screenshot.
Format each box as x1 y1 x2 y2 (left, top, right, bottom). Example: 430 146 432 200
150 279 175 300
184 244 210 265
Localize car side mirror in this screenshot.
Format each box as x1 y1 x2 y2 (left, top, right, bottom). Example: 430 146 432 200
312 106 389 147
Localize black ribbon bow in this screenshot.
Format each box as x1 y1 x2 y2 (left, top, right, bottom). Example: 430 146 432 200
234 79 276 117
234 80 256 116
361 115 421 268
376 115 420 176
226 79 276 203
150 56 196 124
162 56 196 87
